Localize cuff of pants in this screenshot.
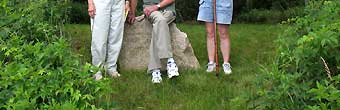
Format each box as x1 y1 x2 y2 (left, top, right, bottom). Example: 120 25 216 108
158 53 173 59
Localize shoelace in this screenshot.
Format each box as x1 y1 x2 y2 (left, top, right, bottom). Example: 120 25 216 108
167 61 174 66
152 72 161 78
167 62 177 69
223 64 231 69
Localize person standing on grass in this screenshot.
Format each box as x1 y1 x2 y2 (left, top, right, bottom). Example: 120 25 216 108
128 0 180 84
197 0 233 74
88 0 128 80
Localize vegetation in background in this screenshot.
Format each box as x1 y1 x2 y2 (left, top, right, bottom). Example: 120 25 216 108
236 7 304 24
68 2 89 24
253 0 340 109
0 0 113 109
68 0 306 24
236 0 305 23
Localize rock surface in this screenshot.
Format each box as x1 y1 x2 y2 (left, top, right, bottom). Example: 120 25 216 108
119 16 200 70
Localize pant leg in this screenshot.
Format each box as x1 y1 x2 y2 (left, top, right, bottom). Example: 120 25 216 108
106 0 125 73
147 11 176 71
91 0 113 68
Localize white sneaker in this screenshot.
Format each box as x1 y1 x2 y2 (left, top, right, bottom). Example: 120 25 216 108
167 62 179 79
151 71 162 84
206 62 216 72
93 72 103 81
223 63 232 75
109 71 121 78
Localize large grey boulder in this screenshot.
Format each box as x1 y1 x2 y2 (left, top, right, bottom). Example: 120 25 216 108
119 16 200 70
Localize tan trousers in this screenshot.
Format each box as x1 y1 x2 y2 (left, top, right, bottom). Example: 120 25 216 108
147 11 176 71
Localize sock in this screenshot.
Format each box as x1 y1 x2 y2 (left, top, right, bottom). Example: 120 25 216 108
224 62 230 65
168 57 175 63
208 61 215 64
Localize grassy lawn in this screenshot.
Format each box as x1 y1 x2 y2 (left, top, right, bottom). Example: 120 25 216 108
65 23 283 110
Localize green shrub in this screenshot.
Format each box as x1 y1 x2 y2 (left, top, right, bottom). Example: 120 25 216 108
277 0 340 81
67 0 199 23
68 2 89 24
237 9 282 23
67 1 144 24
236 7 304 24
282 7 304 21
175 0 199 22
254 0 340 109
0 0 113 109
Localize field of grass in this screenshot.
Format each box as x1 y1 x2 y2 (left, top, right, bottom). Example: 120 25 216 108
65 23 284 110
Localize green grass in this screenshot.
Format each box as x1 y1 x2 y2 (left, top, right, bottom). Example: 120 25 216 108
65 23 284 110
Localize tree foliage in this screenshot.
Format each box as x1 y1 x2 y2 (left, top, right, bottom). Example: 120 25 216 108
68 0 306 23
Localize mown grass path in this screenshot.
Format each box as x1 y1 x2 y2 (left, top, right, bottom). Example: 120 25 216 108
65 24 284 110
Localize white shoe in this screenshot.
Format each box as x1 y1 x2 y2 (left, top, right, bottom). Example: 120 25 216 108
223 63 232 75
109 71 121 78
151 71 162 84
206 62 216 72
93 72 103 81
167 62 179 79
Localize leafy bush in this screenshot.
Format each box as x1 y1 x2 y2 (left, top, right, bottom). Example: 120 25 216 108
236 7 304 24
237 9 282 23
254 0 340 109
68 1 145 24
282 7 304 21
175 0 199 22
0 0 113 109
276 0 340 83
68 2 89 24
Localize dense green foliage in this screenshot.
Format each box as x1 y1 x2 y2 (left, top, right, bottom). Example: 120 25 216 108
236 7 304 23
254 0 340 109
240 0 305 11
69 0 306 24
236 0 305 23
68 2 89 24
0 0 112 109
179 0 306 23
175 0 199 22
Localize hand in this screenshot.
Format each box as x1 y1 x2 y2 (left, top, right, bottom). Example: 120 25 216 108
127 11 136 24
88 4 96 18
125 1 130 12
143 5 159 17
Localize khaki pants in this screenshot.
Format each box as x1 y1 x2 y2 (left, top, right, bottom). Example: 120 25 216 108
91 0 125 73
147 11 176 71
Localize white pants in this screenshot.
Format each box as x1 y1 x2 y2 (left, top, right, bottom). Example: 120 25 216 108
91 0 125 73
